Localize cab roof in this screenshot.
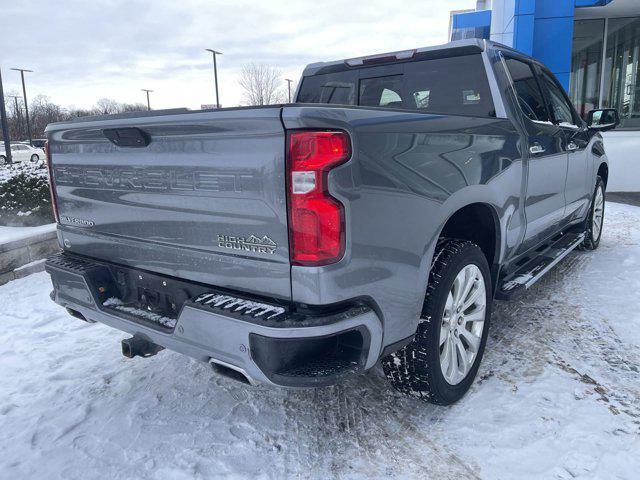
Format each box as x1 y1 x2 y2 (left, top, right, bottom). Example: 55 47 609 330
301 39 529 77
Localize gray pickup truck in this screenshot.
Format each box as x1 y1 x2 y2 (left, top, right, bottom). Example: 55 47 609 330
44 40 618 405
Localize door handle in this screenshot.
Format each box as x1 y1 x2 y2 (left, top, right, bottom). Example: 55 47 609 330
567 141 578 151
529 144 546 155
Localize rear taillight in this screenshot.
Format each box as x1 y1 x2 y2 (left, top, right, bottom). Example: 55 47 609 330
287 130 351 266
44 140 60 223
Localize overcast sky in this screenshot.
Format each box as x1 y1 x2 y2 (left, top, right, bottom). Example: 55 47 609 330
2 0 477 110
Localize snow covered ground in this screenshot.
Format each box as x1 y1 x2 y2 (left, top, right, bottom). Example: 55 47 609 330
0 160 48 184
1 203 639 480
0 223 56 244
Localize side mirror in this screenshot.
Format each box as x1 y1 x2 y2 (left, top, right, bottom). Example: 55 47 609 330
587 108 620 131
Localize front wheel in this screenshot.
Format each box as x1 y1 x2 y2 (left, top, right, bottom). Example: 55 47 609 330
382 239 492 405
0 155 5 165
579 176 605 251
30 154 39 162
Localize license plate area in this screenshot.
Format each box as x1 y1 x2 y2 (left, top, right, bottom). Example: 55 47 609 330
136 285 178 318
99 267 210 331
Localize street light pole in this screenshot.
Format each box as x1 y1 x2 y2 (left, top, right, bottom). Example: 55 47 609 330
10 68 33 146
285 79 293 103
141 89 153 111
205 49 222 108
0 68 13 163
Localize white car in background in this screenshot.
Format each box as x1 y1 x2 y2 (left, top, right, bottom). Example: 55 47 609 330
0 143 45 164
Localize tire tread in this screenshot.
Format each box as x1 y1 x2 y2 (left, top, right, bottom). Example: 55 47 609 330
382 239 490 405
578 176 605 251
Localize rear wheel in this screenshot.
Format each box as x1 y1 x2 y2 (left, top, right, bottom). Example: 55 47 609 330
382 239 492 405
0 155 5 165
579 176 605 251
30 154 39 162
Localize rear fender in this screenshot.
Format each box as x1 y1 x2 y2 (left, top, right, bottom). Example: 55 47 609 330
415 186 508 306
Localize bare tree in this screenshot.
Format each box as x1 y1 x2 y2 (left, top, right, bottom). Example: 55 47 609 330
66 107 97 118
238 63 286 106
30 95 64 138
95 98 121 115
93 98 147 115
5 90 27 141
120 102 148 113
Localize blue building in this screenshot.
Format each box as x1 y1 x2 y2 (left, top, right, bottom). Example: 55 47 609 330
451 0 640 130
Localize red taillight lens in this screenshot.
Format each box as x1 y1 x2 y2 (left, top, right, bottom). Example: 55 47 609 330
44 140 60 223
287 131 351 266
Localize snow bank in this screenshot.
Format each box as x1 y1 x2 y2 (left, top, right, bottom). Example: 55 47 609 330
0 160 54 226
0 159 48 184
0 223 56 245
0 203 638 479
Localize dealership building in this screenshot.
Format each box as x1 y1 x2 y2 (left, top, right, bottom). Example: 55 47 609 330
451 0 640 191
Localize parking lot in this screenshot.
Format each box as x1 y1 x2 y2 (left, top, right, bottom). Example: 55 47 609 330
0 202 639 479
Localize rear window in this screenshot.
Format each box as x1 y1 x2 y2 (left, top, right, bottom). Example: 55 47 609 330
297 70 357 105
297 54 495 117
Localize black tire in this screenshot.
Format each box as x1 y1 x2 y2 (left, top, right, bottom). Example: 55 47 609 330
578 176 605 251
30 154 39 162
382 239 492 405
0 155 5 165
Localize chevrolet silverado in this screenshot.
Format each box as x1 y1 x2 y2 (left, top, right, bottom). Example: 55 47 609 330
44 40 618 404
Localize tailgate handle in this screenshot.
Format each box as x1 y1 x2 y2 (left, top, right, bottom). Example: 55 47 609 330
102 127 151 148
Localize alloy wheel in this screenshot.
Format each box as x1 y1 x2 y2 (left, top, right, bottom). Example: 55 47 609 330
439 264 487 385
592 185 604 241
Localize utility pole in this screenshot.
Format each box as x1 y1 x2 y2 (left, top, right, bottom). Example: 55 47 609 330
285 79 293 103
11 68 33 146
8 95 23 138
205 49 222 108
9 95 20 115
141 89 153 111
0 68 12 163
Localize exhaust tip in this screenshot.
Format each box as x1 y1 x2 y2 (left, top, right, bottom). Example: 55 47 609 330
209 358 258 386
121 339 134 358
66 308 93 323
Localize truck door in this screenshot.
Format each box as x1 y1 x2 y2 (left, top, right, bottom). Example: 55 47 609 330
536 67 592 222
503 57 569 254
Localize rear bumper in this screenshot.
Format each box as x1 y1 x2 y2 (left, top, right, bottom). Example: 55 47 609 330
45 253 383 387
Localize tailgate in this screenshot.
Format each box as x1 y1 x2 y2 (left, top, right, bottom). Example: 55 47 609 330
46 107 291 300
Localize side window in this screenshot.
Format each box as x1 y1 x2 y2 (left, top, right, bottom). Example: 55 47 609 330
359 75 404 108
503 57 550 122
403 54 495 116
538 70 578 126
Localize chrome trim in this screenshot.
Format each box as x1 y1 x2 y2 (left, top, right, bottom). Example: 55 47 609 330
523 233 585 289
209 358 260 386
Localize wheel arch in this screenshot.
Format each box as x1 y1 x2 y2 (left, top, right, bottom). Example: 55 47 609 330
438 202 501 284
597 162 608 189
411 189 510 340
